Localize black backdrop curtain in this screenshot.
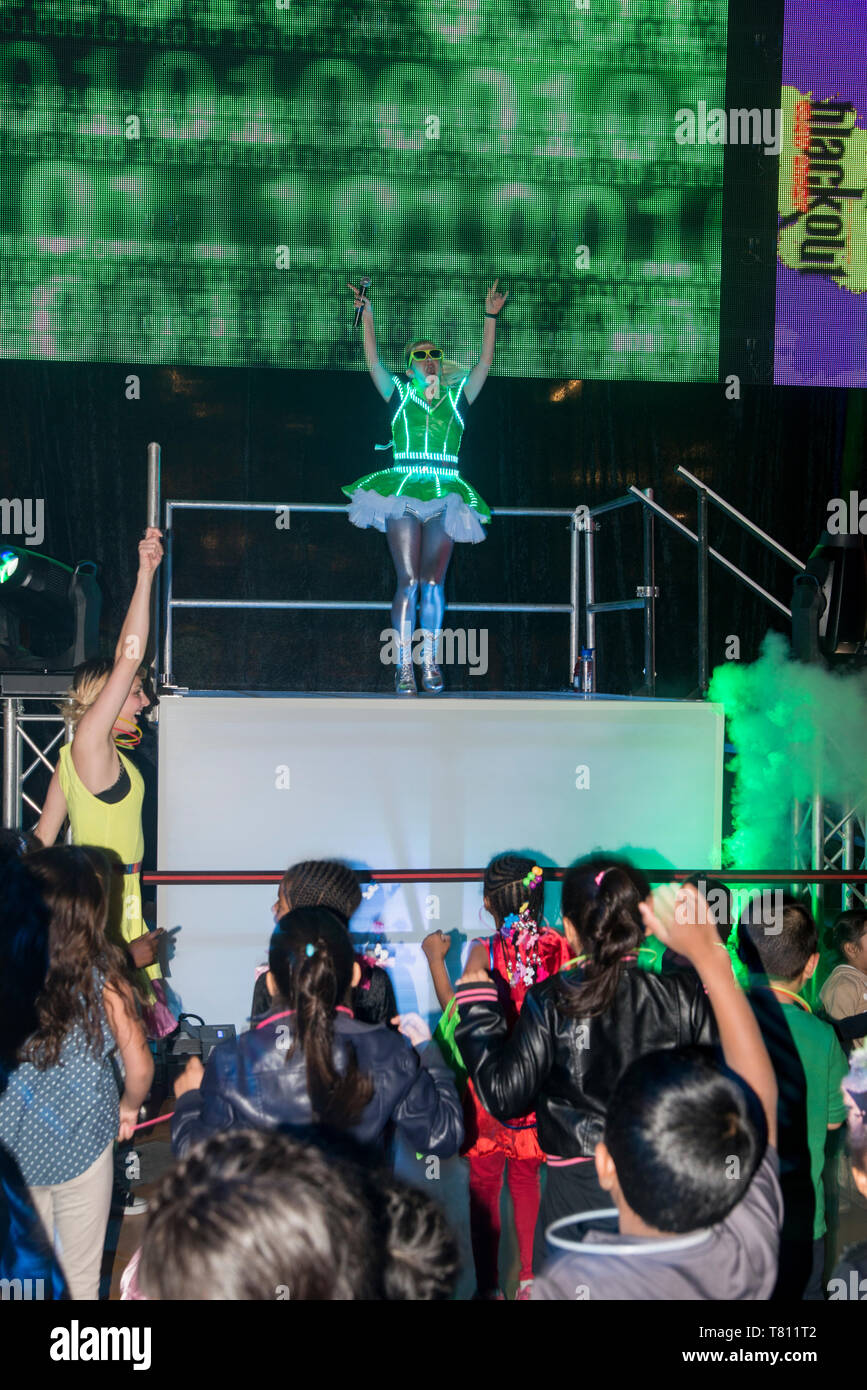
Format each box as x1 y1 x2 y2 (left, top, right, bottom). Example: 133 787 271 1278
0 361 855 695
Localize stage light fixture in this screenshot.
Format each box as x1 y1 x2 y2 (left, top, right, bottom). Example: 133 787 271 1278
0 547 102 673
0 550 20 584
792 530 867 666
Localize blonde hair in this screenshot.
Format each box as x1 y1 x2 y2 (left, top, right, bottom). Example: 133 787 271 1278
403 339 468 390
62 657 148 726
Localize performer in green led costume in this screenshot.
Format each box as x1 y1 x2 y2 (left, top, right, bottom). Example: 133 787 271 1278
344 279 507 695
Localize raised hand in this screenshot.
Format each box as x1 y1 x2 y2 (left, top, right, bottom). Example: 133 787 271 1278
638 882 719 963
390 1012 432 1047
137 527 163 577
485 279 509 316
422 930 451 963
347 280 371 315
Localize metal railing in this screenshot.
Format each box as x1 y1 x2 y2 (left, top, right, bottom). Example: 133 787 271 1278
584 468 805 696
141 868 864 887
584 489 658 695
161 500 588 688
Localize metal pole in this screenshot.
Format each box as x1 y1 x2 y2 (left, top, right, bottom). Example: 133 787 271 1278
841 803 856 910
793 796 803 862
584 521 597 656
168 500 575 518
147 443 161 691
163 502 174 685
811 758 824 926
676 466 805 571
168 598 573 614
697 485 709 695
627 487 792 618
64 707 73 845
2 697 21 829
569 508 581 686
146 444 161 528
643 488 656 696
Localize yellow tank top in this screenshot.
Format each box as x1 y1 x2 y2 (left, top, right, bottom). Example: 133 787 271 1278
57 743 159 984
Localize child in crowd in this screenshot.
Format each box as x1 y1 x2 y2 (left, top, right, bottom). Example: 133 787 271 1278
250 859 397 1027
739 894 848 1300
0 830 49 1061
532 882 781 1299
455 859 716 1272
423 854 571 1299
172 906 462 1159
138 1128 459 1300
0 842 68 1299
0 846 153 1299
827 1044 867 1298
380 1175 461 1300
820 908 867 1052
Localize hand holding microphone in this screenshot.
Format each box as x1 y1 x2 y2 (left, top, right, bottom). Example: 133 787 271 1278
348 277 372 329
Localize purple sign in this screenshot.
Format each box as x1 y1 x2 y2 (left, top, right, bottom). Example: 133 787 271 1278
774 0 867 385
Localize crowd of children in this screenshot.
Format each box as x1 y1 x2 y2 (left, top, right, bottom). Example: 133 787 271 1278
1 822 866 1301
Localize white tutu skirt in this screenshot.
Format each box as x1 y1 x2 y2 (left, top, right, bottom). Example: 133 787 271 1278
345 488 487 544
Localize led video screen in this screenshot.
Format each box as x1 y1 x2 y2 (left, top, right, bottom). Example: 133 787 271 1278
0 0 727 379
775 0 867 386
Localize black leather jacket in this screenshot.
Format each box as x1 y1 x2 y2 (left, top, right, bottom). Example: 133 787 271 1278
455 962 715 1158
172 1006 464 1159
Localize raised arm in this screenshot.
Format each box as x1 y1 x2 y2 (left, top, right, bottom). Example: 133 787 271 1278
348 281 395 403
641 884 778 1149
34 766 68 846
463 280 508 405
421 930 455 1012
422 930 490 1012
72 529 162 794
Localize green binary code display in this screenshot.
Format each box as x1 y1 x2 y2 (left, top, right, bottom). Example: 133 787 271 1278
0 0 727 378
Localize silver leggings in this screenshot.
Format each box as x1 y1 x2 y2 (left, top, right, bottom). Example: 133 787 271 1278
386 515 454 644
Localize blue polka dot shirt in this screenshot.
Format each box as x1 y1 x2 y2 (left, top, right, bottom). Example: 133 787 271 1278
0 975 119 1187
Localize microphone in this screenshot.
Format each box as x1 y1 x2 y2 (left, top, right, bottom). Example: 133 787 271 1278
353 277 371 329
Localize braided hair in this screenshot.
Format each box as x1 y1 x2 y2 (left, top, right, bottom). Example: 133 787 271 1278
484 854 546 989
281 861 362 920
553 857 649 1019
268 906 374 1127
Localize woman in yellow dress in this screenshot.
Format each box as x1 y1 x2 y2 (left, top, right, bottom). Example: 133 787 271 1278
36 528 173 1035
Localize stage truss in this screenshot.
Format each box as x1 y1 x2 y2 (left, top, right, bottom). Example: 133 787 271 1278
1 693 71 834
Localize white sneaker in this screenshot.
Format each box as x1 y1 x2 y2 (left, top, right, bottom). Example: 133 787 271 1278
115 1188 148 1217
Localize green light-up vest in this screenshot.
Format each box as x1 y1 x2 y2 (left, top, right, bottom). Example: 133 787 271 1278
380 374 468 465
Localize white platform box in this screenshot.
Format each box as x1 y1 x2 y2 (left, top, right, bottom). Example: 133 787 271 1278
157 694 724 1031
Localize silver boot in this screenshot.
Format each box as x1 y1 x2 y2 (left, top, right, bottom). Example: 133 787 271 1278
395 643 417 696
420 630 444 694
